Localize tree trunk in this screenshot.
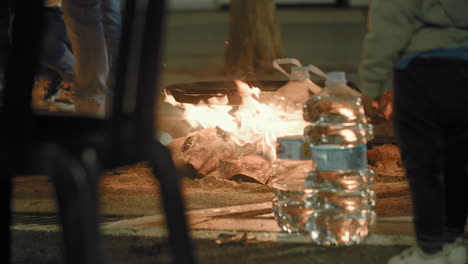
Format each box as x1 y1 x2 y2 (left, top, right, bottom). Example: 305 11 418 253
225 0 283 77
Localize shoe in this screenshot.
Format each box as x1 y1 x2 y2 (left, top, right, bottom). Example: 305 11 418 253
388 246 448 264
49 82 108 118
444 237 467 264
74 94 107 118
49 80 75 113
31 67 64 110
32 76 56 110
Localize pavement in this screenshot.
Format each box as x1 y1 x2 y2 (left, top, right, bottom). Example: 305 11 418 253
9 7 467 264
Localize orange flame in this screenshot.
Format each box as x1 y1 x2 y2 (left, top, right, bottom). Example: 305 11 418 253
165 81 309 160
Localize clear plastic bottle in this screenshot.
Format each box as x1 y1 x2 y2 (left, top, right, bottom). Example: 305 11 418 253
275 66 322 106
268 58 322 111
303 71 376 245
305 168 376 245
271 136 316 233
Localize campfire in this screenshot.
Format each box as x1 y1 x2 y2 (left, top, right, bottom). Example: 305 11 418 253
164 80 403 184
165 80 309 184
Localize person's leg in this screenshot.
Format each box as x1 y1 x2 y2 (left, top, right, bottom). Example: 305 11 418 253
101 0 121 72
61 0 109 98
394 58 468 255
40 6 74 77
100 0 121 99
393 58 447 254
441 60 468 244
60 0 110 117
443 128 468 243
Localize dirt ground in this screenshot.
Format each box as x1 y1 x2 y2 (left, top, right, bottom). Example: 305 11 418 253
13 160 411 218
102 158 411 219
11 163 411 264
12 163 412 263
105 161 412 216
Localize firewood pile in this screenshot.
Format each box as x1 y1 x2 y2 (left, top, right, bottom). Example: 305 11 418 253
168 127 272 184
168 128 403 184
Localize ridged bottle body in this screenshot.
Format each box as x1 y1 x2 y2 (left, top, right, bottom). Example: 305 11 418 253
271 136 315 233
303 74 376 246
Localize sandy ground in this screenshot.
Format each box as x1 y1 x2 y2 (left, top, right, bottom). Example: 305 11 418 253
13 160 411 218
11 163 412 263
11 157 413 264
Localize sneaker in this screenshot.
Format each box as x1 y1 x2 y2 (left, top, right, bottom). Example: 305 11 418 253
388 246 448 264
32 75 56 110
74 94 107 118
444 237 467 264
49 80 75 113
49 83 108 118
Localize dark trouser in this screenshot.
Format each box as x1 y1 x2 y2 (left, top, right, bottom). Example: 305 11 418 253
40 6 74 77
394 57 468 253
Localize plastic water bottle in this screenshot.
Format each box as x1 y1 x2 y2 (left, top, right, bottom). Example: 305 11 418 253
268 58 322 111
271 136 316 233
275 66 322 105
303 71 376 245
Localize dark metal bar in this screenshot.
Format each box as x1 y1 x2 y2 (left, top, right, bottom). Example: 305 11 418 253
110 0 136 123
109 0 137 166
135 0 196 263
135 0 161 148
2 0 44 262
0 167 12 261
46 144 103 264
152 142 197 264
4 0 42 115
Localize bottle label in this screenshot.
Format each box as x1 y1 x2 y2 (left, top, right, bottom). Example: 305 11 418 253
277 136 311 160
312 144 367 171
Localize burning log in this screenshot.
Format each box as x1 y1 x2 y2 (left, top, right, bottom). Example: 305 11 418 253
168 127 273 183
176 128 223 171
218 154 272 184
198 155 223 176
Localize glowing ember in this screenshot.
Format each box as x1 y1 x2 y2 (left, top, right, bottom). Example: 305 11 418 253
165 80 309 161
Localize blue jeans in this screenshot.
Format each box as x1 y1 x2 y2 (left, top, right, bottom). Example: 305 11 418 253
61 0 121 97
40 6 74 78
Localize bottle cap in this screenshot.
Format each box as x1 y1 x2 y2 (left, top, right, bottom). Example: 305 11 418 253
326 71 347 86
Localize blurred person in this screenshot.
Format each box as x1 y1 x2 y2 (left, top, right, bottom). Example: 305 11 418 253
7 0 75 110
359 0 468 263
37 2 75 111
56 0 121 117
39 1 74 79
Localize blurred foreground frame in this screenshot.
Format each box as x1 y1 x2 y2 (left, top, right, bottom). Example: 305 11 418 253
1 0 196 263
